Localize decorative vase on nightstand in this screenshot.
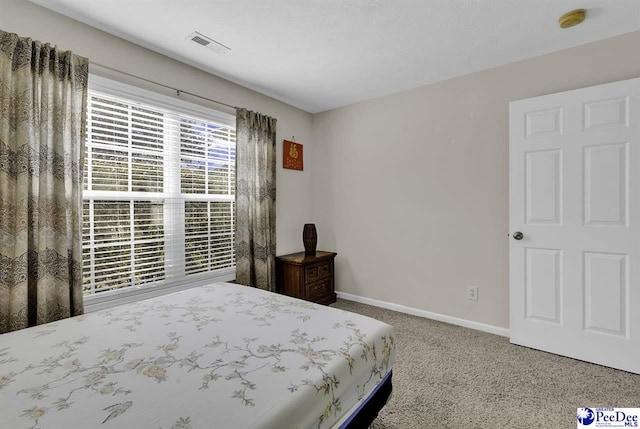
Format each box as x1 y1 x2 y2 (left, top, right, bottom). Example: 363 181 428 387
303 224 317 255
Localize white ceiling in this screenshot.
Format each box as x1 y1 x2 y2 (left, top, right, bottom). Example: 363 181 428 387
30 0 640 113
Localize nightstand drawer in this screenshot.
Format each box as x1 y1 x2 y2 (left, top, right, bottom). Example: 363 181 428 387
276 251 337 305
307 278 332 301
305 261 333 284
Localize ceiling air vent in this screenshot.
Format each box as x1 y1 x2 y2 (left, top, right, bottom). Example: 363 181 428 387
187 31 230 54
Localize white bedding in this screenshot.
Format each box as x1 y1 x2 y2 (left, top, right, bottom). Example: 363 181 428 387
0 282 395 429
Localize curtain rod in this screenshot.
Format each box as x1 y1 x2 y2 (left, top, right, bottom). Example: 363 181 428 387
91 62 237 110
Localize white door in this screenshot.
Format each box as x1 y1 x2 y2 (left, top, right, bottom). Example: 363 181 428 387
510 77 640 374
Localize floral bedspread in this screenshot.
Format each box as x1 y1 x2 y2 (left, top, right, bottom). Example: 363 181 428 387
0 282 395 429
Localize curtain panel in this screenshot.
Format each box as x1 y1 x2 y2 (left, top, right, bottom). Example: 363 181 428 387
235 108 277 291
0 31 88 333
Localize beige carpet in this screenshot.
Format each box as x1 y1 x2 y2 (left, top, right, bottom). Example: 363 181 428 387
331 299 640 429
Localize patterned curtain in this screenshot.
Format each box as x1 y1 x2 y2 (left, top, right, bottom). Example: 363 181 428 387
0 31 88 333
235 108 277 291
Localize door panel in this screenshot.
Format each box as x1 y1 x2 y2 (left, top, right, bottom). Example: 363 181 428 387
583 97 628 131
584 142 627 226
525 108 563 138
525 248 562 323
525 150 562 224
510 77 640 374
583 251 627 337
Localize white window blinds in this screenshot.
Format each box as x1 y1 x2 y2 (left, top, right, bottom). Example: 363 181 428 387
82 78 235 297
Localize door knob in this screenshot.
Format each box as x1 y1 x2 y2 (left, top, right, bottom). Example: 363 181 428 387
512 231 524 240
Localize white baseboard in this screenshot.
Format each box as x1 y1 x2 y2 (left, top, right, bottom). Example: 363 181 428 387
336 291 510 337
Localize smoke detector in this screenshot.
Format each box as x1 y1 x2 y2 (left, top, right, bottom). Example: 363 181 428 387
187 31 230 54
559 9 586 29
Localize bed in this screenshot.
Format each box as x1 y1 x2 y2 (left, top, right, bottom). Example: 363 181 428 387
0 282 395 428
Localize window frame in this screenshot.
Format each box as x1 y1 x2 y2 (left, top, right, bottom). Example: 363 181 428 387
83 75 236 312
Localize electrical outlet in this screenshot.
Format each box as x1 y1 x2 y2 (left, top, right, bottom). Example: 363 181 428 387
467 285 478 301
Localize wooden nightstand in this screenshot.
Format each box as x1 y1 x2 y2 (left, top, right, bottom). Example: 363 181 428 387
275 251 337 305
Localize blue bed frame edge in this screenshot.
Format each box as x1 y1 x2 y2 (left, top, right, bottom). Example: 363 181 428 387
340 370 393 429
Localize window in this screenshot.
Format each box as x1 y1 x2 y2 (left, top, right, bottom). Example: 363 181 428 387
82 77 235 299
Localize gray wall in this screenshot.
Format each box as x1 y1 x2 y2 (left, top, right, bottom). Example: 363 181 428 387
312 31 640 329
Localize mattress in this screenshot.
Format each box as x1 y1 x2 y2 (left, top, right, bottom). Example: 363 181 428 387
0 282 395 429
